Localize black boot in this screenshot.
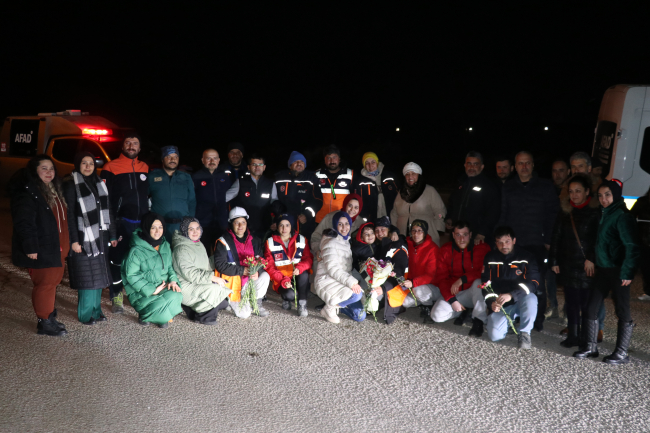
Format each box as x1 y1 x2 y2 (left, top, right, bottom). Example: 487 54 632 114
37 318 68 336
50 309 66 331
603 321 634 365
468 318 484 338
560 324 580 348
453 309 469 326
573 319 599 359
419 305 431 318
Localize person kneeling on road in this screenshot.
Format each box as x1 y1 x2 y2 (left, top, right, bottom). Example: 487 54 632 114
214 207 270 318
264 214 314 316
481 226 540 349
122 213 183 328
172 217 232 325
430 221 490 337
314 212 366 323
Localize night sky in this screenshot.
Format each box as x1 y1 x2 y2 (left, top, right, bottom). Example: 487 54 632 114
2 4 649 187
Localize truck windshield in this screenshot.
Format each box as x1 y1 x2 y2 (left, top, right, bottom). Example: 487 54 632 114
593 120 616 177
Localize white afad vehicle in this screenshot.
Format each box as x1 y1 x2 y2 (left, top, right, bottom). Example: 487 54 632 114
593 84 650 209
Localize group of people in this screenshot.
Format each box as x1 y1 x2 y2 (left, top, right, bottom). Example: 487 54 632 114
9 135 645 365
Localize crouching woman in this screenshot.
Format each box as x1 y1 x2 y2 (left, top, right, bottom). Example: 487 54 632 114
122 213 182 328
264 214 313 316
172 217 232 325
314 211 366 323
214 207 270 318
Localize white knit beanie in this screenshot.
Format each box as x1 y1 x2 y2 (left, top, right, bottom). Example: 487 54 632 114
402 162 423 176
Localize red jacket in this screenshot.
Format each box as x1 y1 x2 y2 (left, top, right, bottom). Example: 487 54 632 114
406 235 439 288
435 241 490 303
264 232 313 290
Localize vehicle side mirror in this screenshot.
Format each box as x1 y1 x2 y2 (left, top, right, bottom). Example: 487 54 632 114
95 157 105 168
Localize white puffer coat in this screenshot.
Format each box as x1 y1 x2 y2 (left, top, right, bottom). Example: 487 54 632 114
314 233 357 306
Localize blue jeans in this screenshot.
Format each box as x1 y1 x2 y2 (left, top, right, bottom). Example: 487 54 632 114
487 293 538 341
338 292 366 322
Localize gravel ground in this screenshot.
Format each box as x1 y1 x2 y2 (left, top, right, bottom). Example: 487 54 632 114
1 253 650 433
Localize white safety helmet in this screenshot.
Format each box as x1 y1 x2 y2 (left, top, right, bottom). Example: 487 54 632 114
228 206 249 222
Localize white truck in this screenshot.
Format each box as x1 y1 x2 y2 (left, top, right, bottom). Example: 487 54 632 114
593 84 650 208
0 110 133 188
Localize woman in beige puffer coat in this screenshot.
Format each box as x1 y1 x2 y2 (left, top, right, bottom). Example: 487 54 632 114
314 211 366 324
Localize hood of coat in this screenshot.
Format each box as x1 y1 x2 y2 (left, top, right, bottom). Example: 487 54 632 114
560 194 599 214
130 228 170 251
399 178 426 203
361 161 385 179
172 229 203 250
601 197 628 218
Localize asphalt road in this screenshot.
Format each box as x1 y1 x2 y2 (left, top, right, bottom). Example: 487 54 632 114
1 197 650 433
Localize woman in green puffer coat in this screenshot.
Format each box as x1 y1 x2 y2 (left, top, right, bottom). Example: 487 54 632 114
574 180 640 364
122 213 183 328
172 217 231 325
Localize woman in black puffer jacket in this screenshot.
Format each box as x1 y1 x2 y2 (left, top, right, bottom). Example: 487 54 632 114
549 174 600 347
62 152 117 325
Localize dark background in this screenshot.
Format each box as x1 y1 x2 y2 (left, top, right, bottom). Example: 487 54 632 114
2 3 649 188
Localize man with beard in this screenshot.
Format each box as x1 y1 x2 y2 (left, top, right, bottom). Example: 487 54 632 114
223 142 245 184
193 149 239 254
495 156 515 185
447 151 500 246
233 154 277 238
481 226 540 349
274 151 322 240
315 145 360 223
149 146 196 242
430 221 490 336
100 134 150 313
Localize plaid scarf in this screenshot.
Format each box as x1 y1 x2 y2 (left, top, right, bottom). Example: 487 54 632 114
72 172 111 257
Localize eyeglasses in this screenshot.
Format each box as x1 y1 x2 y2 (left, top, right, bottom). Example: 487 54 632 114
411 229 424 234
251 163 265 167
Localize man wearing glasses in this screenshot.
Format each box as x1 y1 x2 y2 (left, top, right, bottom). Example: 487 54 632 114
430 221 490 337
233 154 277 238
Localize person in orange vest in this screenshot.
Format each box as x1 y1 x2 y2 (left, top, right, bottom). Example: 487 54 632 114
314 145 359 223
264 214 313 316
213 207 271 319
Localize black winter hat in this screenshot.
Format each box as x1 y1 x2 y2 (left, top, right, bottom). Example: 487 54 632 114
227 142 244 154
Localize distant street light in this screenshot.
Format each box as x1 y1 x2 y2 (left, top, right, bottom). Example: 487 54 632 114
544 126 549 131
469 127 473 131
396 128 400 132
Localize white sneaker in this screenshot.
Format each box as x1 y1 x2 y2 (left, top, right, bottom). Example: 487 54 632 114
638 294 650 301
320 305 340 323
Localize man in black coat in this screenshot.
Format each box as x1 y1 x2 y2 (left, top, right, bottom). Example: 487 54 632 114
497 151 560 331
232 153 277 238
481 226 540 349
447 151 501 246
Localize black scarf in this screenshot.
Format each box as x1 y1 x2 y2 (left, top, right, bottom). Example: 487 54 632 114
399 179 426 204
139 212 166 248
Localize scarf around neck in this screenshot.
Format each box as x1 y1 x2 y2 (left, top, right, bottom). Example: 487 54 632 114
71 171 111 257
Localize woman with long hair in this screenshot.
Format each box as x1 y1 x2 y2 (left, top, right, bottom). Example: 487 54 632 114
549 174 600 347
9 155 69 336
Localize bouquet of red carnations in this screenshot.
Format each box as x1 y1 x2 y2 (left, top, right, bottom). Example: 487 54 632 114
240 256 268 315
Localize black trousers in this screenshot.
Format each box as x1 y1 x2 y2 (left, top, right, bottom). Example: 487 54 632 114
564 286 590 326
519 244 547 328
182 298 229 324
639 245 650 296
278 272 310 301
382 280 406 324
586 268 631 323
108 219 140 299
